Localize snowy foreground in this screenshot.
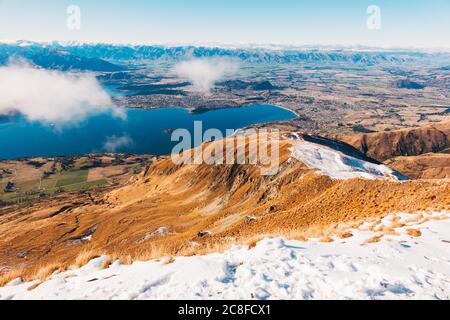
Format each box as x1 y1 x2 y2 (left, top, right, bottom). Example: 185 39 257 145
1 212 449 300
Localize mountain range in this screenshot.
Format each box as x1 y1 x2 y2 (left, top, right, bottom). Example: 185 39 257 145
2 41 450 71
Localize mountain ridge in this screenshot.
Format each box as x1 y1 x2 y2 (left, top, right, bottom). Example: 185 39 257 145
2 42 450 67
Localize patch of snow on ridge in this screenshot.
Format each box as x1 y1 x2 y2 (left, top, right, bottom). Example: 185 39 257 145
138 227 170 243
290 139 405 180
0 212 449 300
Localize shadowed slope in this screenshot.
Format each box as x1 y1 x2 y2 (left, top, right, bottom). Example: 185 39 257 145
335 121 450 162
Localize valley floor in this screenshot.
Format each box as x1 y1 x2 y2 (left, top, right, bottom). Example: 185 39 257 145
0 211 449 300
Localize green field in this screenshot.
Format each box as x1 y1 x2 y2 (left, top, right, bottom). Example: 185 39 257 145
55 170 89 187
0 168 108 205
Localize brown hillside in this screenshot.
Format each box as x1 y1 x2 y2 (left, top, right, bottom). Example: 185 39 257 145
335 121 450 162
385 153 450 179
0 134 448 284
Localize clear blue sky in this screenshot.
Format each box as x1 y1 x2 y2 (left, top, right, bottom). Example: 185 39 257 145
0 0 449 48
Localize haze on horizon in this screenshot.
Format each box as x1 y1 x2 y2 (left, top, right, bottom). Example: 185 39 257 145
0 0 449 50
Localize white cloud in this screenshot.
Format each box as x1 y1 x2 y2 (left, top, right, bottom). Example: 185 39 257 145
0 62 125 125
173 58 240 93
102 135 132 152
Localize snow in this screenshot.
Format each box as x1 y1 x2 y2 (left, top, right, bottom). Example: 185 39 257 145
81 235 92 242
138 227 170 243
1 211 448 300
290 139 405 180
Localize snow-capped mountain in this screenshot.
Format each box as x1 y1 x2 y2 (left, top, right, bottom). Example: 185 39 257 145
2 41 450 71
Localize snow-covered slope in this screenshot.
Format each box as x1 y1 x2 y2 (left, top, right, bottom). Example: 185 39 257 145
290 139 406 180
1 212 448 300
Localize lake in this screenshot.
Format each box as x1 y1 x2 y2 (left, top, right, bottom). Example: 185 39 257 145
0 105 296 159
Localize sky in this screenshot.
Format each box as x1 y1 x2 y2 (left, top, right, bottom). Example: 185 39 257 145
0 0 449 49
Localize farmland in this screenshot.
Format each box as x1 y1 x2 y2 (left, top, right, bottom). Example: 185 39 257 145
0 154 155 205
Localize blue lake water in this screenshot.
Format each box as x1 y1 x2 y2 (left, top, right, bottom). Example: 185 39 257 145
0 105 296 159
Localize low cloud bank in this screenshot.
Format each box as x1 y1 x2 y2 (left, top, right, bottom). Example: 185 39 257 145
0 62 125 125
102 135 132 152
173 58 239 93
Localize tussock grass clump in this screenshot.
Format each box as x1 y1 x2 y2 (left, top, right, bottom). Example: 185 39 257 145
73 249 102 269
35 263 63 281
406 228 422 237
364 235 383 244
338 232 353 239
319 236 334 243
0 267 25 287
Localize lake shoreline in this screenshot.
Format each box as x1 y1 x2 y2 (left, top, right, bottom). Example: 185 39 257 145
0 105 296 160
120 103 300 118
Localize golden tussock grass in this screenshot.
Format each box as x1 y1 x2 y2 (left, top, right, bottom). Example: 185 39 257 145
0 267 25 287
247 240 259 249
383 229 400 236
364 235 383 244
406 228 422 237
164 257 175 265
338 232 353 239
431 216 445 221
0 215 438 286
35 263 64 282
319 236 334 243
124 240 182 262
73 249 102 269
1 253 95 286
27 282 42 291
